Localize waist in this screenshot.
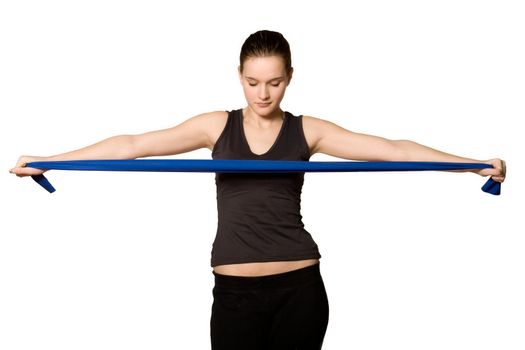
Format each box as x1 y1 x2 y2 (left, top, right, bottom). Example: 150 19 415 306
213 261 322 290
213 258 319 277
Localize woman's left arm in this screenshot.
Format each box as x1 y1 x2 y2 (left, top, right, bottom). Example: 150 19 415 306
302 116 506 183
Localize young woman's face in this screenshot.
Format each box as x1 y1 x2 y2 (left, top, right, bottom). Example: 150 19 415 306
239 55 292 117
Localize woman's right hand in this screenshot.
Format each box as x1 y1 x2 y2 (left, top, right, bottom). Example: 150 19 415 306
10 156 47 177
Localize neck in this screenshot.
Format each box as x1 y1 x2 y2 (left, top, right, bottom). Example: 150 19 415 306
243 107 284 127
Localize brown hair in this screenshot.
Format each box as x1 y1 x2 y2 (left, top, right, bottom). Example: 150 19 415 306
239 30 292 74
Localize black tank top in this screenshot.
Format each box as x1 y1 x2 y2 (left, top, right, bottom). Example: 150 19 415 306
210 109 321 267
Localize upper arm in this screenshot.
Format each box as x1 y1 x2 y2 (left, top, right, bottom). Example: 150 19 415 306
302 115 405 161
131 111 228 158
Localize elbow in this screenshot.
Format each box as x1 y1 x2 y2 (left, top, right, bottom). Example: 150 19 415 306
112 135 138 159
390 139 414 161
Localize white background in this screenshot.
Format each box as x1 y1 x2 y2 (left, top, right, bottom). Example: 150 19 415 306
1 1 524 349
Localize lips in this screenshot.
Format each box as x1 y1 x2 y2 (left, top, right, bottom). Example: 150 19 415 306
256 102 271 108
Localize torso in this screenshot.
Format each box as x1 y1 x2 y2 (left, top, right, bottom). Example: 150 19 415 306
206 109 319 277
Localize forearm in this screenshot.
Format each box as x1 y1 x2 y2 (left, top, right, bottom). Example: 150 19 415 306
45 135 137 161
394 140 482 163
390 139 505 182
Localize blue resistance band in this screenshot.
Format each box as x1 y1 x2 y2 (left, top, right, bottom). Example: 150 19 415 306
26 159 501 195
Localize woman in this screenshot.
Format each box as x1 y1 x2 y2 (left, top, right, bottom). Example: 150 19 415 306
10 30 505 349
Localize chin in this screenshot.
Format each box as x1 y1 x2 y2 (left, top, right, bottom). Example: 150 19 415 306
251 103 277 117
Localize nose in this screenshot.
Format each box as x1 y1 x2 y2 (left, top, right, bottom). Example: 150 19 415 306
258 84 270 101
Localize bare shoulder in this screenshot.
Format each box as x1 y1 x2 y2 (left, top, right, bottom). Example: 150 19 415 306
187 111 227 132
302 114 352 134
301 115 330 154
193 111 229 149
301 115 355 155
302 114 343 127
192 110 228 124
301 114 339 138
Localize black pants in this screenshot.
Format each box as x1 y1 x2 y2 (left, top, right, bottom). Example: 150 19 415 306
210 263 329 349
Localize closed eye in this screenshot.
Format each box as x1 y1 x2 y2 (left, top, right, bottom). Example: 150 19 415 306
248 82 281 87
245 75 284 87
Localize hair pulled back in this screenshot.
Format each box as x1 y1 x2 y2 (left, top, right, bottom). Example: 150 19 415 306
239 30 292 73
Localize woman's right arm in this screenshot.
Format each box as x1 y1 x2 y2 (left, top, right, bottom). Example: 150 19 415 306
10 111 227 177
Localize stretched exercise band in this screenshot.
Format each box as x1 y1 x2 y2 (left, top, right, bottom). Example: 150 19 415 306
26 159 501 195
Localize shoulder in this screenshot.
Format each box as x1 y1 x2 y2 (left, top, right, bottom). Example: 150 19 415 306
300 115 356 154
192 110 229 122
188 110 228 131
298 115 330 153
301 115 340 134
175 111 228 141
192 111 230 148
301 114 326 125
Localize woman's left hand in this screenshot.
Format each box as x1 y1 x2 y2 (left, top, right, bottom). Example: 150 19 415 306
474 158 506 183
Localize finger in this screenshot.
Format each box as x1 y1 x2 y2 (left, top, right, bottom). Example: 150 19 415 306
10 167 43 176
15 156 29 168
491 176 505 183
10 167 25 176
479 168 500 177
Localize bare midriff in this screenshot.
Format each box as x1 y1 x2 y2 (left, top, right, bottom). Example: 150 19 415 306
213 258 319 277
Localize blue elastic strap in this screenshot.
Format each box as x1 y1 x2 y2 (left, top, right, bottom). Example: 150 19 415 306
31 174 56 193
27 159 501 195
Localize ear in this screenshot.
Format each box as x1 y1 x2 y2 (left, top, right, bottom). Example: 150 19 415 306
238 65 243 82
286 67 294 86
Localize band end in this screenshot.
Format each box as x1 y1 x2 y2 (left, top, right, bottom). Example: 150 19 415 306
481 178 501 196
31 174 56 193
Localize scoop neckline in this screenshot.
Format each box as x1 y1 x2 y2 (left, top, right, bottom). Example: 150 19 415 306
240 109 288 157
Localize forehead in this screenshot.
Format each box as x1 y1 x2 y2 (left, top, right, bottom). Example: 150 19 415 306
242 56 287 79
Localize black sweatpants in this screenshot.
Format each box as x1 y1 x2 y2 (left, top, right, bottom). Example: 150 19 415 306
210 263 329 349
